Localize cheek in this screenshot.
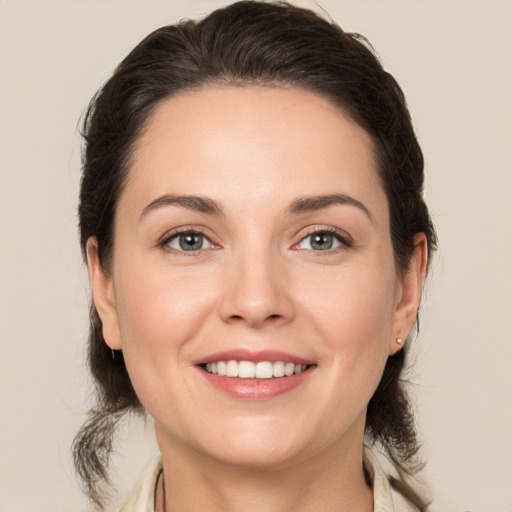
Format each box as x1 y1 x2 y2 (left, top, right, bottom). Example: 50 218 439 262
112 261 219 415
298 259 397 390
302 261 396 341
114 267 217 357
111 264 221 424
301 268 396 432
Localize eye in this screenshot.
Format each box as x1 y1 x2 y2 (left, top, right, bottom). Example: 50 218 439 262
295 230 348 251
165 231 213 252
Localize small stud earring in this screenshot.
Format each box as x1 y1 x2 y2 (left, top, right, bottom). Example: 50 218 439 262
396 338 403 345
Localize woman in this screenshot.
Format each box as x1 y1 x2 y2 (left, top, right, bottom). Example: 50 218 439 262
74 1 436 511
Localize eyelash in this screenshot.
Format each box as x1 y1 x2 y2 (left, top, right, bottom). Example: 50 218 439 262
293 227 353 254
158 226 352 255
158 227 216 256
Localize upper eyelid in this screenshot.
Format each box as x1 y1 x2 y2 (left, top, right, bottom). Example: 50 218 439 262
296 226 353 244
294 232 353 259
158 226 216 247
156 224 352 250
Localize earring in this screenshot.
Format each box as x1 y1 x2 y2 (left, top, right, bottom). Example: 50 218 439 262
396 338 403 345
111 348 116 359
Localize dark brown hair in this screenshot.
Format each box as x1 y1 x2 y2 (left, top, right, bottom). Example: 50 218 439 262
75 1 436 509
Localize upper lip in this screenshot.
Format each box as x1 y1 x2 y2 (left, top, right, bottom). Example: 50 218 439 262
193 349 314 366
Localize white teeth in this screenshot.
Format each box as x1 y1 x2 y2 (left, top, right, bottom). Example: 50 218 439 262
226 360 238 377
203 360 309 379
285 362 295 376
255 361 273 379
272 361 285 377
217 361 226 376
238 360 255 378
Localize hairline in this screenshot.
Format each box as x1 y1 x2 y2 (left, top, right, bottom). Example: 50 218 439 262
105 79 394 270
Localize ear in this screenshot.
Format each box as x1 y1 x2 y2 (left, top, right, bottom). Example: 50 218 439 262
86 237 122 350
389 233 429 355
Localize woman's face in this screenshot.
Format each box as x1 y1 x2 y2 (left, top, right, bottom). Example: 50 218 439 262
89 86 424 469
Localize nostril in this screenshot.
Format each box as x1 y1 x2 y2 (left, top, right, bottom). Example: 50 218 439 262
227 313 281 323
220 289 295 327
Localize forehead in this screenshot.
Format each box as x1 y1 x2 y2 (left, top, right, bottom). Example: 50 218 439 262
122 85 387 221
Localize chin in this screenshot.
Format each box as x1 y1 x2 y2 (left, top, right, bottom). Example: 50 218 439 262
178 415 308 469
207 441 303 470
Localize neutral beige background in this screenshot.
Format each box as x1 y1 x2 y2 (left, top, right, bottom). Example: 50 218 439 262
1 1 511 511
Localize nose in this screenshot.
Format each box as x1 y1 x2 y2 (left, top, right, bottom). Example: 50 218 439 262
219 247 295 328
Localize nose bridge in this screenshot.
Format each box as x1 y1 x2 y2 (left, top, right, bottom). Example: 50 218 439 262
219 235 293 327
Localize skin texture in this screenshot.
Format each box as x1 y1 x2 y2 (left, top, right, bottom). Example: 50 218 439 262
88 86 427 512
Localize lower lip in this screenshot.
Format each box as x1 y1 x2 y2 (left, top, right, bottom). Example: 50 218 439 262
199 367 314 400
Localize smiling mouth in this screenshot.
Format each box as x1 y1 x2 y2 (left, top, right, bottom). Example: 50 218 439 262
202 360 310 379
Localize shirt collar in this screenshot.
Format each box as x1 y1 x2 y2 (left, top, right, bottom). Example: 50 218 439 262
121 446 395 512
363 445 395 512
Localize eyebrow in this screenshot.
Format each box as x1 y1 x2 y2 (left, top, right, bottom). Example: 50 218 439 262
288 193 373 222
139 192 372 223
139 194 225 221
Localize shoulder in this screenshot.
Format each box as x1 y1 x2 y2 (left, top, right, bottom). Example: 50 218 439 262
364 445 409 512
120 455 162 512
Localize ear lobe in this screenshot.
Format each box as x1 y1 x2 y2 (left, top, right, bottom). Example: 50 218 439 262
389 233 429 355
86 238 122 350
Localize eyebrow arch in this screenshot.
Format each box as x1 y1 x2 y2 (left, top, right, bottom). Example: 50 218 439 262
288 193 373 222
139 194 225 221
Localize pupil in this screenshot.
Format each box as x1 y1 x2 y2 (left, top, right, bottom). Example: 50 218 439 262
179 234 202 251
312 233 333 250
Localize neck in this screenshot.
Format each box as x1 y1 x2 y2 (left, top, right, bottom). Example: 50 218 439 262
154 430 373 512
